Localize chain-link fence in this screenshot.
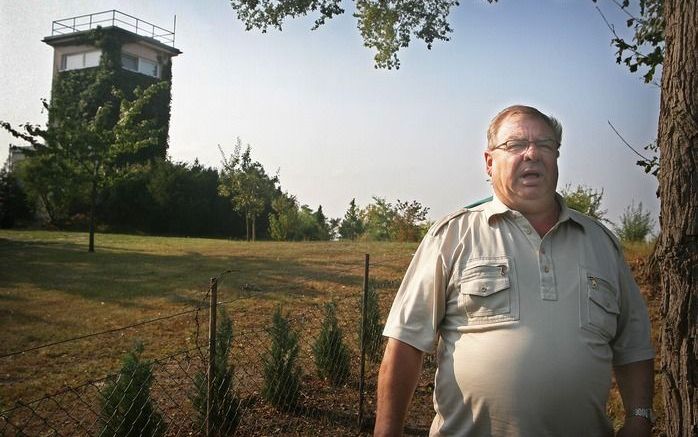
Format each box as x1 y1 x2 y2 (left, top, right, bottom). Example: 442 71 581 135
1 254 437 436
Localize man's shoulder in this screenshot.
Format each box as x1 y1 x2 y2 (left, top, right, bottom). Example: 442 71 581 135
429 197 492 237
566 208 621 252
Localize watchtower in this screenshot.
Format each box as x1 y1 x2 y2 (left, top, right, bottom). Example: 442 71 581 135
41 10 182 161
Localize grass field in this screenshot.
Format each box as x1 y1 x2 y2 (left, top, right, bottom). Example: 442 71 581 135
0 230 662 434
0 231 415 404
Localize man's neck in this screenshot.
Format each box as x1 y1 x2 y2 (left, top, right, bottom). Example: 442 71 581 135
521 200 560 237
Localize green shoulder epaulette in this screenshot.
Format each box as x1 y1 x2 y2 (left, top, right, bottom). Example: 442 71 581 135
430 197 493 237
464 196 493 209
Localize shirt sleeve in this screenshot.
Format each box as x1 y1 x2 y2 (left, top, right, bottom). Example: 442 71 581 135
382 230 448 353
611 255 656 366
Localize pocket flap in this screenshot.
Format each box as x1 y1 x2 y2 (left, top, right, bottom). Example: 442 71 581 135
461 276 510 297
588 277 620 315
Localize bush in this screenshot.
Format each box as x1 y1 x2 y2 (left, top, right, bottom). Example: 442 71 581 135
263 306 301 410
313 302 351 385
560 184 609 223
615 201 655 242
360 286 384 363
0 168 33 228
191 308 241 436
100 342 163 437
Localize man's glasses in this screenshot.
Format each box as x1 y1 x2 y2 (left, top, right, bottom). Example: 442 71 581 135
492 139 560 155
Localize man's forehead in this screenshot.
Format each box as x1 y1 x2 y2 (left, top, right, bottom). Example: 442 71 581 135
496 114 554 138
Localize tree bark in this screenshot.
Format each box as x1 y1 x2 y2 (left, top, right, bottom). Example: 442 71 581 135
252 215 256 241
656 1 698 436
88 168 98 253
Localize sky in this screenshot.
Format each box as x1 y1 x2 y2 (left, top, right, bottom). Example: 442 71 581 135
0 0 661 227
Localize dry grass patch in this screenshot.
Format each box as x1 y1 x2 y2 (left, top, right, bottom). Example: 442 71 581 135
0 230 663 435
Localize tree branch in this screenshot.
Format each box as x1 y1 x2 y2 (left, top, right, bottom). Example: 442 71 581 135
607 120 651 160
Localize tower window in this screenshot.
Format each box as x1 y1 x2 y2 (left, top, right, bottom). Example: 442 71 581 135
61 50 102 71
121 53 159 78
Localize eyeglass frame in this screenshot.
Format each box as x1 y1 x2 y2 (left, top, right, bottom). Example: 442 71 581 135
491 139 560 155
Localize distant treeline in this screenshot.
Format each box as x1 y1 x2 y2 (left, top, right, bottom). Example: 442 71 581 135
0 141 431 242
0 144 652 243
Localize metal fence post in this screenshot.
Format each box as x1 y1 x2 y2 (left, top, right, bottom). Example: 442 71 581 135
207 277 218 437
358 253 370 429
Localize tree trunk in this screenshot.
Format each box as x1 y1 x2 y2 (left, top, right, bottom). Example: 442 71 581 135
88 169 98 253
252 215 256 241
245 213 250 241
656 1 698 436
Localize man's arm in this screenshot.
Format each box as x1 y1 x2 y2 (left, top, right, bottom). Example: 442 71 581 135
374 338 424 437
614 359 654 437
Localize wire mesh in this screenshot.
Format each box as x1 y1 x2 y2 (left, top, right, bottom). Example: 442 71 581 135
1 256 437 436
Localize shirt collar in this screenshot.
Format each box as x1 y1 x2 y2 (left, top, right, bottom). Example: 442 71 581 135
482 192 586 231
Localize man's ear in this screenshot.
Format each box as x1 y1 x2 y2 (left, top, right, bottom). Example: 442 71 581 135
484 150 493 177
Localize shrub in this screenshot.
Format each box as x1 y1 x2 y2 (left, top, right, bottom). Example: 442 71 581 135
100 342 163 437
0 168 33 228
360 286 385 363
191 308 240 436
615 201 655 242
263 306 301 410
560 184 609 223
313 302 351 385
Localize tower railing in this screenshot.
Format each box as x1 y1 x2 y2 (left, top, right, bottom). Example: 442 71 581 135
51 10 176 47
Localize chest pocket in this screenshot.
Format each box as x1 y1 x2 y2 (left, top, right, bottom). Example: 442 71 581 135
459 256 519 325
580 267 620 341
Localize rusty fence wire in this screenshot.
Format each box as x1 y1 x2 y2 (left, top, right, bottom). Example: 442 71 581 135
1 254 436 436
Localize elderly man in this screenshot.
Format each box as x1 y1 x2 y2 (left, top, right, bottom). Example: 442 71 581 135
375 105 655 437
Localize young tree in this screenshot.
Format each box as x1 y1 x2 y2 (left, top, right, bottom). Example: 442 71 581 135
362 196 395 241
263 306 301 410
191 309 240 436
615 201 655 242
313 302 351 385
1 77 169 252
328 217 341 240
560 184 609 223
360 285 384 363
268 192 299 241
339 198 365 240
313 205 332 240
218 138 278 241
392 199 430 242
100 342 163 437
294 205 317 240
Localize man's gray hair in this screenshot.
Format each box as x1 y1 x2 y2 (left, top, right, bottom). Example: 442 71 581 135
487 105 563 150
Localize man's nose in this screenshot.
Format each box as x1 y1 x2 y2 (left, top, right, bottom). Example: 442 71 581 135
523 142 540 160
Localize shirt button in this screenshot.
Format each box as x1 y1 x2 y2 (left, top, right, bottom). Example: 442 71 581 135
525 227 532 234
541 248 546 254
544 265 550 273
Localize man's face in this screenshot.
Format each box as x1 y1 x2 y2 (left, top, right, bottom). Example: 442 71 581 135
484 114 559 213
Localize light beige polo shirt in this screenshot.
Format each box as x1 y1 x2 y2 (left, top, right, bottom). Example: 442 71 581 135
383 195 655 437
